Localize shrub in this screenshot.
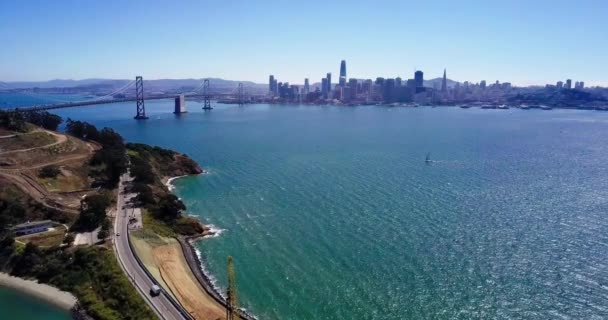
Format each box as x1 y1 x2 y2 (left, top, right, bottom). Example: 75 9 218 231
39 165 61 178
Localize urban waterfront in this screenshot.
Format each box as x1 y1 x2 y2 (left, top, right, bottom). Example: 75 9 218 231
3 97 608 319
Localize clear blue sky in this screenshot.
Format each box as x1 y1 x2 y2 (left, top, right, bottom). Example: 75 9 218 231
1 0 606 86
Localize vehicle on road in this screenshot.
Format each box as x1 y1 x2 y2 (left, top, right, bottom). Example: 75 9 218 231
150 285 161 297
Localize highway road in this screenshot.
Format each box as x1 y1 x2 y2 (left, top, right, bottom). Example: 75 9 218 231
113 172 189 320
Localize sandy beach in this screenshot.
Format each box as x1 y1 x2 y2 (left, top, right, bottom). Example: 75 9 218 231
0 272 77 311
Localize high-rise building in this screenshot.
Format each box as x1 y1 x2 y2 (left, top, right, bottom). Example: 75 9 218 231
556 81 563 89
565 79 572 89
348 78 358 100
327 73 332 94
395 77 402 87
414 71 424 89
407 79 416 91
321 78 328 97
480 80 487 89
269 75 274 93
579 81 585 89
441 69 447 93
339 60 347 87
304 78 310 94
383 78 398 102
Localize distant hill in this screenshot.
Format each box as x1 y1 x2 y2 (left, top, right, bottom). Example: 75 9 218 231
0 78 268 94
1 77 461 93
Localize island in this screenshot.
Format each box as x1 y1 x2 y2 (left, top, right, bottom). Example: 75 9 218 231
0 109 244 320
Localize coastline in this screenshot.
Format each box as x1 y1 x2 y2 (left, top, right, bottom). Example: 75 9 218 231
164 174 187 191
0 272 77 311
166 174 257 320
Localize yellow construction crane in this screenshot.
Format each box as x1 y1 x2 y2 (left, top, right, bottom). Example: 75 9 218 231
226 256 239 320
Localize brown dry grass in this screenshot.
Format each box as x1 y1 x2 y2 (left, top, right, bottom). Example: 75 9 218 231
152 241 225 320
0 131 56 152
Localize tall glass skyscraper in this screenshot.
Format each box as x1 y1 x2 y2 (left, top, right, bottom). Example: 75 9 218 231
339 60 347 86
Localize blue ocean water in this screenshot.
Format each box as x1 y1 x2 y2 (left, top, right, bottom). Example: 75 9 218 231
3 93 608 319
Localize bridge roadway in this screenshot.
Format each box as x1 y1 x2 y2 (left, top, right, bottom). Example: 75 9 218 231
11 93 263 113
113 172 190 320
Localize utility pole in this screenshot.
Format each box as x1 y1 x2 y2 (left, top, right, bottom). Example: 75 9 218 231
226 256 239 320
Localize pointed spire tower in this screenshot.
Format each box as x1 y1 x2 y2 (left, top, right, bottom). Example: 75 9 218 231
441 68 447 93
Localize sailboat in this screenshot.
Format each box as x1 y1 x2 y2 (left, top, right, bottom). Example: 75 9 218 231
425 152 432 163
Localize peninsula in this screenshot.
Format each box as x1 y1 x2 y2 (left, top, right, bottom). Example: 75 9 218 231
0 109 235 320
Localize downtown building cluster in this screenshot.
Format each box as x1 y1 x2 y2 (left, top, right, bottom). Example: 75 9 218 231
547 79 585 90
266 60 595 107
266 60 516 105
268 60 429 105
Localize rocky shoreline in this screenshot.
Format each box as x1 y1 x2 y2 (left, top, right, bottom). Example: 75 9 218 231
166 175 257 320
177 236 257 320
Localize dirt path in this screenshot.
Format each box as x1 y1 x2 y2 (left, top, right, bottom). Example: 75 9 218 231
0 152 92 172
0 130 67 155
0 130 94 215
0 174 78 214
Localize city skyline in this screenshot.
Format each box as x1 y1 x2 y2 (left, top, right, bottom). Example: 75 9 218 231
1 0 607 86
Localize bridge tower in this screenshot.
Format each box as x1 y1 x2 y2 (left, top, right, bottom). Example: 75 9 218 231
237 83 244 106
202 79 213 110
226 256 239 320
134 76 148 119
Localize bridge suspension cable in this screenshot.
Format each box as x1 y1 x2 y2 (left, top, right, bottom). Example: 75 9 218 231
85 80 136 102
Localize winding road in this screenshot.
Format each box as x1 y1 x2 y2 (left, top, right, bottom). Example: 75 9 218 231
113 172 190 320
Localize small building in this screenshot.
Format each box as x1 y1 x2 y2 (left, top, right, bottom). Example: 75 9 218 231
11 220 54 236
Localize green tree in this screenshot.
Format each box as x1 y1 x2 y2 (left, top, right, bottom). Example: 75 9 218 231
63 234 75 246
154 194 186 221
39 165 61 178
97 228 108 241
75 193 111 231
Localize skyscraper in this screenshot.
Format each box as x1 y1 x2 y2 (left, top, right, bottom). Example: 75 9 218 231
480 80 487 89
339 60 347 86
565 79 572 89
321 78 328 98
414 71 424 89
348 78 358 100
556 81 563 89
327 73 332 95
441 69 447 93
269 75 275 95
304 78 310 94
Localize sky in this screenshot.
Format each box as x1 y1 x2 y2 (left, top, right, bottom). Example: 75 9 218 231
1 0 607 86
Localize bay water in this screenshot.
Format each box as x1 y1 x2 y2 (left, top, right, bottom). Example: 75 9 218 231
3 96 608 319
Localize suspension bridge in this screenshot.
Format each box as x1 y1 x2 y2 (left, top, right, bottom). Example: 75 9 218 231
1 77 261 119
